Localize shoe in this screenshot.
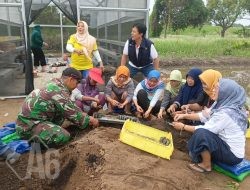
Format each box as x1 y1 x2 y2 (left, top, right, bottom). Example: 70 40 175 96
188 163 211 173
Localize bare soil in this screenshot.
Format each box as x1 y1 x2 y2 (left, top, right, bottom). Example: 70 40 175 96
0 57 250 190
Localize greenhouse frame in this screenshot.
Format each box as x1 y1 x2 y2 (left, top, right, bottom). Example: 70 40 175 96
0 0 149 95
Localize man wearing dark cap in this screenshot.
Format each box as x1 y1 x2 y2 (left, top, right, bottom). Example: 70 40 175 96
16 67 99 147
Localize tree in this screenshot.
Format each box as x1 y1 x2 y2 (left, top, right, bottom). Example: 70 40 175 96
149 0 164 37
172 0 208 31
149 0 208 38
245 0 250 13
207 0 247 37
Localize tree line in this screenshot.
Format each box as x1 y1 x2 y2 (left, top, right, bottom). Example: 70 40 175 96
150 0 250 37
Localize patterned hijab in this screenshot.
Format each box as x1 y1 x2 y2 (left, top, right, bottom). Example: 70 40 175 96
214 79 248 132
199 69 222 98
75 21 96 56
140 70 165 93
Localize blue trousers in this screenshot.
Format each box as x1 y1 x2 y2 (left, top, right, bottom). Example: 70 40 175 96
187 128 242 165
80 69 89 79
128 64 154 78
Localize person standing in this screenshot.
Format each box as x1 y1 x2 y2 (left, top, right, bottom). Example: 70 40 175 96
31 25 48 72
66 20 104 78
120 23 159 78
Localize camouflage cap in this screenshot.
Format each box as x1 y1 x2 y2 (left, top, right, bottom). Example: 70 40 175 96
62 67 82 80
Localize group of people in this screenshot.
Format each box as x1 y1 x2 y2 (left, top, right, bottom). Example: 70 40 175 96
11 21 248 174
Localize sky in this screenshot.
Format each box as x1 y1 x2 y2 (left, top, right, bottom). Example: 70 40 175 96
149 0 250 26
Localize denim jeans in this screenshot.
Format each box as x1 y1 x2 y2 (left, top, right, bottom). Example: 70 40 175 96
128 64 154 78
80 69 89 79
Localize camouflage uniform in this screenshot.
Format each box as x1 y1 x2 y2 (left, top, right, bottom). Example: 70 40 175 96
16 78 90 147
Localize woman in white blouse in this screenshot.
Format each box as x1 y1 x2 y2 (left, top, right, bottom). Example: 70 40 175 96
172 78 248 173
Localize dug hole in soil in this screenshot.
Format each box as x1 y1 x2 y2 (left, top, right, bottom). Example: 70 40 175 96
0 57 250 190
0 117 249 190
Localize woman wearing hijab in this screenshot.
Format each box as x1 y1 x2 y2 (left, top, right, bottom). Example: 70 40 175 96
167 68 203 114
133 70 165 118
71 68 106 115
66 21 104 78
157 70 186 119
105 66 135 114
181 69 222 112
174 69 222 121
172 79 248 173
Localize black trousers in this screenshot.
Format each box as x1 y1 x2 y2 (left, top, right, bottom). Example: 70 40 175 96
31 47 46 67
137 89 161 115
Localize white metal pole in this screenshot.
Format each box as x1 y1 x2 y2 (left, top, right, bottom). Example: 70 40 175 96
60 11 64 56
146 0 150 38
21 0 28 49
76 0 80 21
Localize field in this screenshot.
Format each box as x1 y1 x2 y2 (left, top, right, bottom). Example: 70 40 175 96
152 25 250 60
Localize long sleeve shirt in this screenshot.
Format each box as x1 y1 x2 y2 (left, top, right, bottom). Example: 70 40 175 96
105 79 134 102
195 109 246 158
16 78 88 131
133 83 164 108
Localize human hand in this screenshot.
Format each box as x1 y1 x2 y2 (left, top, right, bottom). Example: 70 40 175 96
111 99 120 107
118 103 124 109
94 98 100 104
172 121 185 131
92 102 98 108
74 49 83 55
89 116 99 128
136 105 144 113
167 104 176 114
157 111 163 119
174 114 186 121
99 62 105 71
144 109 151 118
181 104 190 113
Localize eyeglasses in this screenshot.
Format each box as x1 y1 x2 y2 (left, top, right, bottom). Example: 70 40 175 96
118 75 128 79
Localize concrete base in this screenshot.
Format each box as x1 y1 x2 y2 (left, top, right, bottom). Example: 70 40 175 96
0 63 24 96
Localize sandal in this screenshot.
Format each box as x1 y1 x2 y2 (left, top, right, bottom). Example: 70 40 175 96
188 163 211 173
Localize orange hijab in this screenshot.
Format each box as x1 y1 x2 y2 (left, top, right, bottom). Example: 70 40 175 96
111 66 131 87
199 69 222 97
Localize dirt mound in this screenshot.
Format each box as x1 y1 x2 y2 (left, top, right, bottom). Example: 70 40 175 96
1 124 249 190
1 58 250 189
160 56 250 68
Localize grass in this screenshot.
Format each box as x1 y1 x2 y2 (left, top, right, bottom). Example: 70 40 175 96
151 25 250 60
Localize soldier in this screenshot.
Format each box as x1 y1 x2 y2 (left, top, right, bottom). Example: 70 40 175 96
16 68 99 147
